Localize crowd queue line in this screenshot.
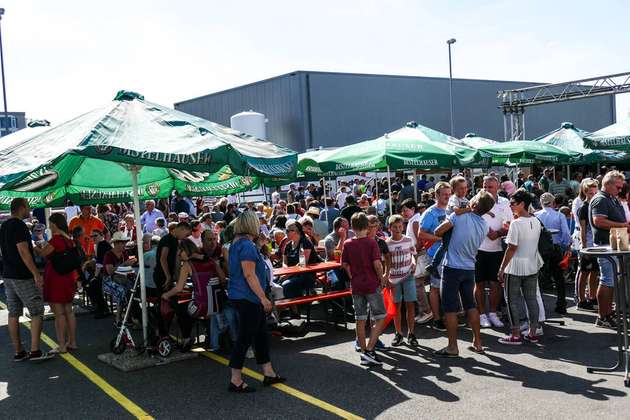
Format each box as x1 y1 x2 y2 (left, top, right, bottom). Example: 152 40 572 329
1 165 627 392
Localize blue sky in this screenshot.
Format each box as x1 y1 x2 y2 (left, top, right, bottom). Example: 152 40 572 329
4 0 630 130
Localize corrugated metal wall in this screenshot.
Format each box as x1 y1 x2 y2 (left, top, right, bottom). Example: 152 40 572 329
175 71 616 152
175 73 306 152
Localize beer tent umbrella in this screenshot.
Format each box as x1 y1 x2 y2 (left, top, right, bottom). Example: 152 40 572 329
297 122 483 213
583 118 630 151
535 122 629 164
0 90 298 347
478 140 580 166
461 132 497 149
0 119 53 151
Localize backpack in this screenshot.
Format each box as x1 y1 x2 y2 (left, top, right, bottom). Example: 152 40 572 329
535 217 555 260
50 237 83 275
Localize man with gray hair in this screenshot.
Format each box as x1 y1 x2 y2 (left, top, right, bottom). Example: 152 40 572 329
589 170 628 328
141 200 165 233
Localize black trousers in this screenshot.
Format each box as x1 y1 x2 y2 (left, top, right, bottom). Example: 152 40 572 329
541 253 566 310
228 299 271 370
86 276 107 314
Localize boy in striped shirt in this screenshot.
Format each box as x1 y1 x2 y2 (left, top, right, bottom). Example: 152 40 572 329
386 215 418 346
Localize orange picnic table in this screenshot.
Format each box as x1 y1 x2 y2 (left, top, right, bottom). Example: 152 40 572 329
273 261 341 277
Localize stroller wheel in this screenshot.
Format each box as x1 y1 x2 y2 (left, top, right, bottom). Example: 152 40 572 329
157 338 172 357
110 337 126 355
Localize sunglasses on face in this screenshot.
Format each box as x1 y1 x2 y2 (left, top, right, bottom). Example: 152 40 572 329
509 200 522 206
287 228 298 232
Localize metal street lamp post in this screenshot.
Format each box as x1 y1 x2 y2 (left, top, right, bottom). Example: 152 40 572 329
0 8 8 137
447 38 456 136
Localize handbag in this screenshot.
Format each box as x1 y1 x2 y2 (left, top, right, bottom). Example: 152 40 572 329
50 237 82 275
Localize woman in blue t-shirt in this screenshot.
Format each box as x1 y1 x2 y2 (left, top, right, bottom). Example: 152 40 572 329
227 211 286 393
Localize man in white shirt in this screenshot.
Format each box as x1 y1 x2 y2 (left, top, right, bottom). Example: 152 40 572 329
271 186 281 205
140 200 165 233
475 176 513 328
336 186 348 209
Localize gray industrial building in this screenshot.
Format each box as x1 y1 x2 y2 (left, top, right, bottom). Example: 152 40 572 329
0 111 26 137
175 71 616 152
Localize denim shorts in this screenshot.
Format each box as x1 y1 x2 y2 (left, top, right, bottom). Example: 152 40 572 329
393 275 417 303
352 292 386 321
441 266 476 313
597 256 616 288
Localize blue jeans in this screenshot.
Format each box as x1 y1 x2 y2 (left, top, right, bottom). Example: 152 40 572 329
597 256 616 288
281 273 315 298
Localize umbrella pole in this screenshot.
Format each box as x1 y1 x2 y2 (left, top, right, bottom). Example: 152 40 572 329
413 170 418 202
387 165 393 216
130 165 148 348
566 165 570 180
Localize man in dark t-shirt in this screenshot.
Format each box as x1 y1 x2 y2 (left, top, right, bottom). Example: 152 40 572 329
154 221 191 290
0 198 50 361
340 195 362 222
589 171 628 328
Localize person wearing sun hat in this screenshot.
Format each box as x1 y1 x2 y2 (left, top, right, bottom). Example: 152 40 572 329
102 231 137 326
307 206 329 239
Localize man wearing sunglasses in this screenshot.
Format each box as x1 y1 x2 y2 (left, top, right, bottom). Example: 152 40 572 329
589 170 628 329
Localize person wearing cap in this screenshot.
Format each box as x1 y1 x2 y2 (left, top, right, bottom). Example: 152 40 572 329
178 212 190 223
535 192 571 314
140 200 165 234
69 205 106 257
102 232 137 326
307 206 329 239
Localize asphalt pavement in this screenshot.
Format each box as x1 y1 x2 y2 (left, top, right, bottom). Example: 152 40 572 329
1 284 629 420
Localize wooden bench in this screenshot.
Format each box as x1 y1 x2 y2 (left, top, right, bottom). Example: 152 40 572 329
275 288 352 328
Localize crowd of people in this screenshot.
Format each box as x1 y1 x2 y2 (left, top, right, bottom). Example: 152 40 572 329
1 166 627 390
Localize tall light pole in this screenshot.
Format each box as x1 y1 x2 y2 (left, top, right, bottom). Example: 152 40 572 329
446 38 456 136
0 8 7 137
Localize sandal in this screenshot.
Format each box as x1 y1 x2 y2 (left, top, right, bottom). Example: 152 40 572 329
263 375 287 386
49 348 68 355
434 347 459 358
467 345 486 355
228 381 256 393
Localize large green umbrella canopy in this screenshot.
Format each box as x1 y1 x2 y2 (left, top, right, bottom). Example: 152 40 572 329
297 122 483 177
479 140 580 165
534 121 629 164
584 119 630 150
0 119 53 151
0 90 298 349
461 132 497 149
0 91 297 208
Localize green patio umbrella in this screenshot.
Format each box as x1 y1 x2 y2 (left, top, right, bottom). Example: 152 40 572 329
461 132 497 149
0 90 297 348
479 139 580 165
584 119 630 150
0 119 53 151
297 122 481 178
535 122 629 164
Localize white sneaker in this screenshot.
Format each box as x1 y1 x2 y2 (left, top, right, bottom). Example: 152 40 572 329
415 312 434 325
488 312 504 328
480 314 491 328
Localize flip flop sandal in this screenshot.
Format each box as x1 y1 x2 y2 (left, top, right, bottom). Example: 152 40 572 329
228 382 256 393
434 347 459 358
468 345 486 355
